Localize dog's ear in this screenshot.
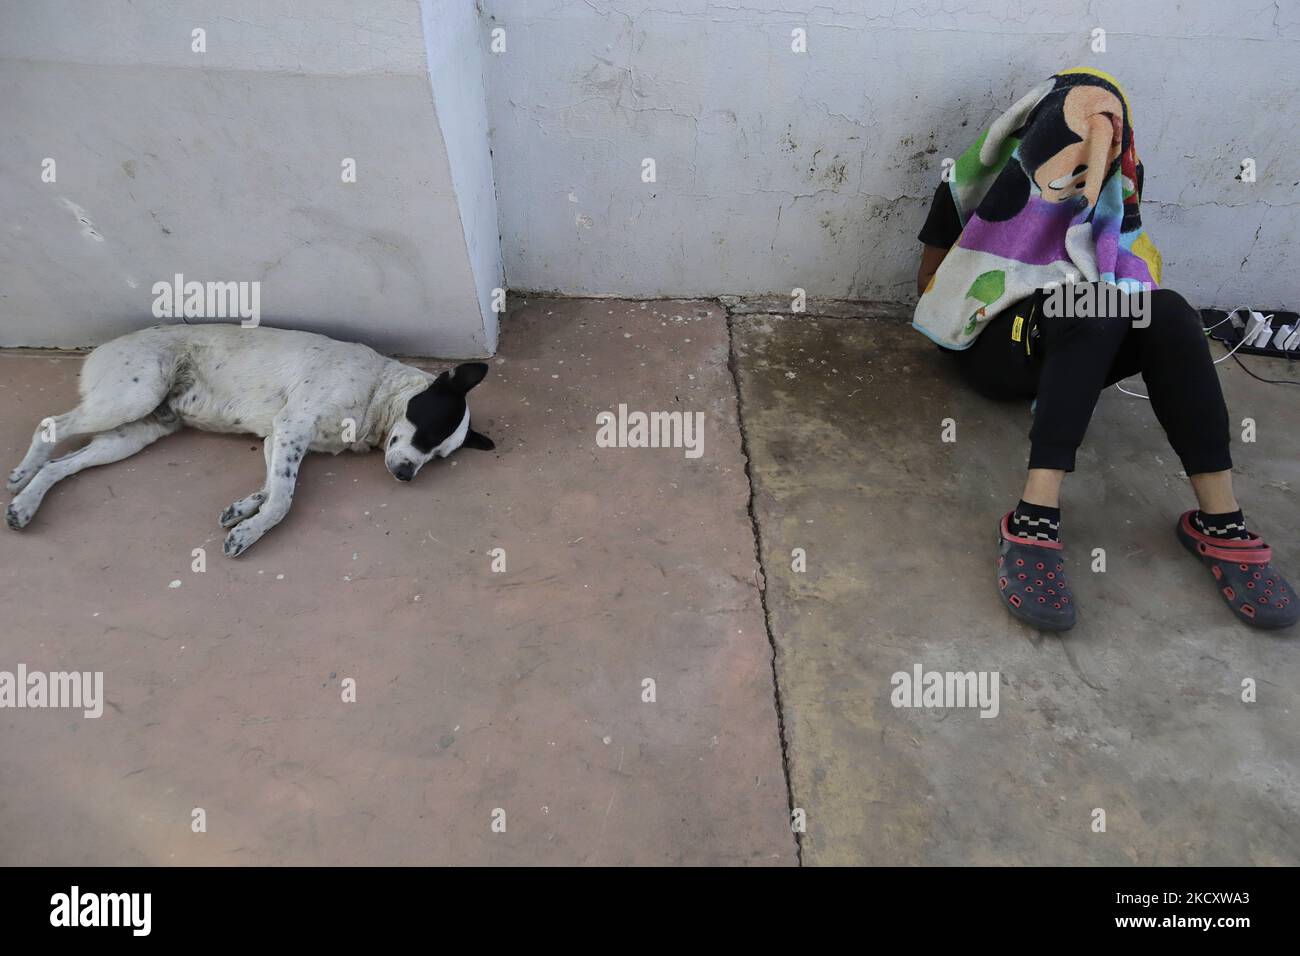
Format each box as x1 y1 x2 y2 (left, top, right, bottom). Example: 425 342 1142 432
448 362 489 394
463 427 495 451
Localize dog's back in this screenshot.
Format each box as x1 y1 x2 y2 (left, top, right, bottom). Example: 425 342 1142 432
81 324 388 437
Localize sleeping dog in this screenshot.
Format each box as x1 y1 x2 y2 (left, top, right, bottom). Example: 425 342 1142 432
5 324 494 556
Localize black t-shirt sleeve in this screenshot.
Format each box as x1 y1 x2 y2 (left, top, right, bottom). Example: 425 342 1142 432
917 181 962 249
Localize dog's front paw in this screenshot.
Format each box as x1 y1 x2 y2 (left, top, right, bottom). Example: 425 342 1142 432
219 491 267 528
6 499 33 530
223 524 260 558
6 469 30 494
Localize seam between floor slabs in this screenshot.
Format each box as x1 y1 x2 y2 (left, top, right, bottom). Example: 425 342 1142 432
721 300 804 866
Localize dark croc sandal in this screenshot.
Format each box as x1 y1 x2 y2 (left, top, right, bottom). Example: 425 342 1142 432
1176 510 1298 630
997 512 1076 632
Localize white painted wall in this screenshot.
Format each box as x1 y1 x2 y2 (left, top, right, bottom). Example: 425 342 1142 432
0 1 501 356
4 0 1295 345
421 0 503 355
482 0 1300 310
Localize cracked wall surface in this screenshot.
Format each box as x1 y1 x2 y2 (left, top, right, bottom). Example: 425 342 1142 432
483 0 1300 309
4 2 1296 349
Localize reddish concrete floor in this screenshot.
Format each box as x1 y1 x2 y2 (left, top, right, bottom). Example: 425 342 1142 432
0 300 796 865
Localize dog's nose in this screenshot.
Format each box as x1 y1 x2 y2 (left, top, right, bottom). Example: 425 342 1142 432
392 463 414 482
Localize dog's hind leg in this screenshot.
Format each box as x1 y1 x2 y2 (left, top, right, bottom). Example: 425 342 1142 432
6 413 180 530
7 373 173 494
222 417 311 557
7 408 92 494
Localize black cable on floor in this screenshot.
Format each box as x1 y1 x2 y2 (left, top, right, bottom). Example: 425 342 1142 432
1231 352 1300 387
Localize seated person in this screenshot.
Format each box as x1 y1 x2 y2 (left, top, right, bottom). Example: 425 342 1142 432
913 68 1294 632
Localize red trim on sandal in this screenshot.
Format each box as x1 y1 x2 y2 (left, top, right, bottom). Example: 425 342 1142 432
1000 512 1063 551
1179 511 1271 565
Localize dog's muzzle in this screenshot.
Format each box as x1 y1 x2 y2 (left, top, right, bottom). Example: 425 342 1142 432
390 462 415 482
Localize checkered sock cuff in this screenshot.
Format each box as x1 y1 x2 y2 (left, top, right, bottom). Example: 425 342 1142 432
1193 509 1250 541
1011 500 1061 543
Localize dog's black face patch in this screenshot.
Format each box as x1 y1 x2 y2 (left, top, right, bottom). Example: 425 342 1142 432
385 362 494 482
404 385 465 453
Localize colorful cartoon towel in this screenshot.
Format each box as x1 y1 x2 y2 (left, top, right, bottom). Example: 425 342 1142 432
913 68 1163 349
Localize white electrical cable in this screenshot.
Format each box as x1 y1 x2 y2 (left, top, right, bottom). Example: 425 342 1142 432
1213 309 1272 365
1115 381 1149 400
1115 305 1279 402
1203 308 1244 334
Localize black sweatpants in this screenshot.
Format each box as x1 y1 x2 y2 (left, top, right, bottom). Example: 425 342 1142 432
954 285 1232 475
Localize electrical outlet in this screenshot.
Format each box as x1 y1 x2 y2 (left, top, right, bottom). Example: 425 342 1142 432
1203 308 1300 360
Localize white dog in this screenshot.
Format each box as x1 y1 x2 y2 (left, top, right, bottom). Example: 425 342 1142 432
6 324 494 556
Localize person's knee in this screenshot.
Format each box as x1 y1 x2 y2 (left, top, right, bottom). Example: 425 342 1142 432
1145 288 1205 346
1149 288 1198 320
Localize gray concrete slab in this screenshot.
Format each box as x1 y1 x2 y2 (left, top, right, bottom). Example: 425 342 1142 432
732 313 1299 865
0 299 795 865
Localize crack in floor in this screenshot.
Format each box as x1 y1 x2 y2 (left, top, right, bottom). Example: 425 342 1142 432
720 298 804 866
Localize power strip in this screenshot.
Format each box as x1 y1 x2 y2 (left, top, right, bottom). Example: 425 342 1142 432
1202 308 1300 361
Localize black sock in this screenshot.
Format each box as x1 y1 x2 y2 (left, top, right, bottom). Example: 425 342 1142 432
1193 509 1250 540
1011 500 1060 543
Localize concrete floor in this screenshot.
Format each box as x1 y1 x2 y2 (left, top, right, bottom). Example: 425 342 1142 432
1 298 1297 865
733 313 1300 865
0 300 793 865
